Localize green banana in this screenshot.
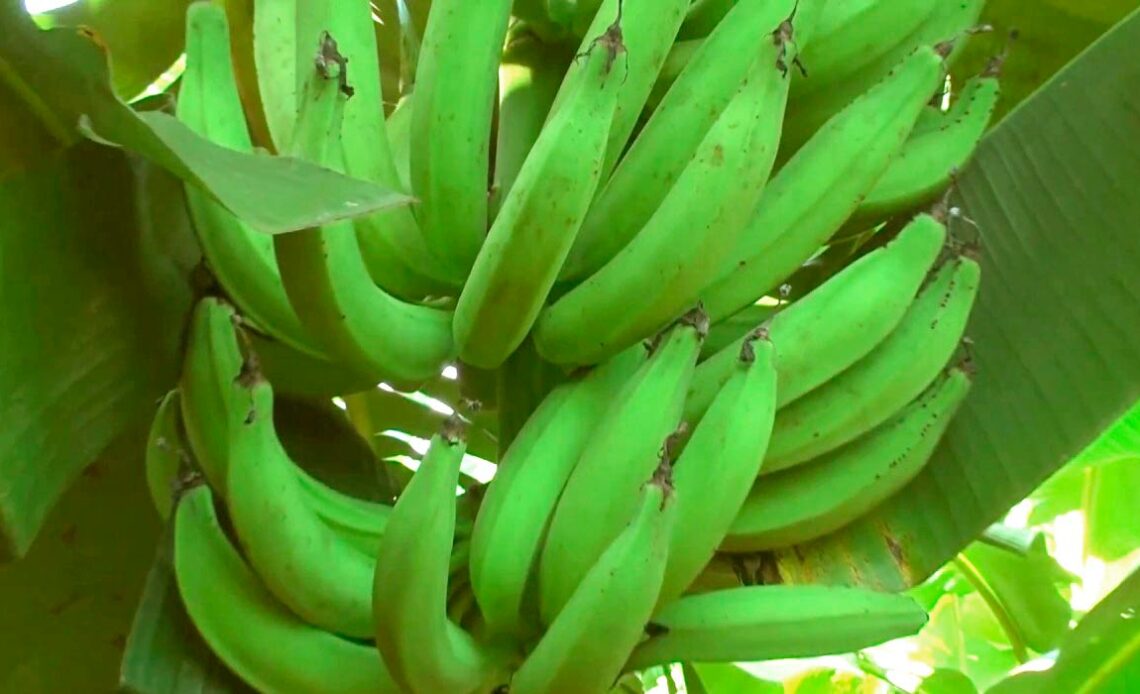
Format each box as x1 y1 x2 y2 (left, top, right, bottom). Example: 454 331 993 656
549 0 691 178
840 74 1001 235
469 345 645 641
699 44 949 323
453 22 626 369
178 5 378 397
144 389 187 521
791 0 939 98
180 299 393 557
373 422 506 694
765 254 981 472
490 25 574 218
687 214 948 425
409 0 513 277
643 38 702 112
173 484 401 693
385 93 413 192
333 0 465 298
538 312 704 624
723 366 972 552
679 0 829 43
224 372 377 637
560 0 805 282
534 47 792 367
660 333 777 607
781 0 985 154
626 585 929 670
178 4 336 369
273 34 456 389
511 465 678 694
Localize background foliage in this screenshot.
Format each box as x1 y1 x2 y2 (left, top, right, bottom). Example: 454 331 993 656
0 0 1138 691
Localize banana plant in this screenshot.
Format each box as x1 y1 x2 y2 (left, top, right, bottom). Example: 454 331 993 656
1 0 1139 691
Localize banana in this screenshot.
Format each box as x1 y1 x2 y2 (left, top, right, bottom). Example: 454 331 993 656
469 345 645 640
385 93 413 192
643 38 702 112
534 45 792 367
791 0 938 98
625 585 928 670
179 4 378 397
660 333 777 607
679 0 830 43
840 74 1000 236
328 0 463 298
511 464 678 694
222 369 376 637
687 214 947 425
549 0 691 178
490 25 574 218
373 421 506 694
723 366 972 552
699 45 949 323
180 298 394 557
144 389 188 520
781 0 986 155
560 0 804 282
538 312 704 624
178 4 337 370
453 22 626 369
764 254 981 473
173 484 401 694
273 34 456 389
409 0 513 277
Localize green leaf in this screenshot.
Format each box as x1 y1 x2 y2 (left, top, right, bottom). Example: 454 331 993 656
1083 460 1140 562
119 525 249 694
774 7 1140 591
783 667 878 694
914 594 1021 690
0 430 161 690
918 668 978 694
0 142 196 559
952 0 1140 123
989 566 1140 694
0 1 411 234
961 540 1073 653
682 663 781 694
39 0 190 100
1072 398 1140 468
980 524 1041 556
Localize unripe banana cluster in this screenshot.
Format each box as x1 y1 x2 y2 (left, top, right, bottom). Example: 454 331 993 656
151 0 1000 690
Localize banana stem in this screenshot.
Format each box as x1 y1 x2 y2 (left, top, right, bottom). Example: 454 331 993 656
952 554 1031 663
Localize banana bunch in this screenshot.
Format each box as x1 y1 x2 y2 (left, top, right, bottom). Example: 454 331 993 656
151 0 1005 690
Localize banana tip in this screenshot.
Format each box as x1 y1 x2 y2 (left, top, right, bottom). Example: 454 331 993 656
442 413 469 444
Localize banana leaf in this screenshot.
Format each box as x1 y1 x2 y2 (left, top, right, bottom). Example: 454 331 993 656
0 142 196 560
952 0 1140 123
119 523 250 694
0 429 161 689
988 565 1140 693
775 7 1140 590
0 0 410 234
